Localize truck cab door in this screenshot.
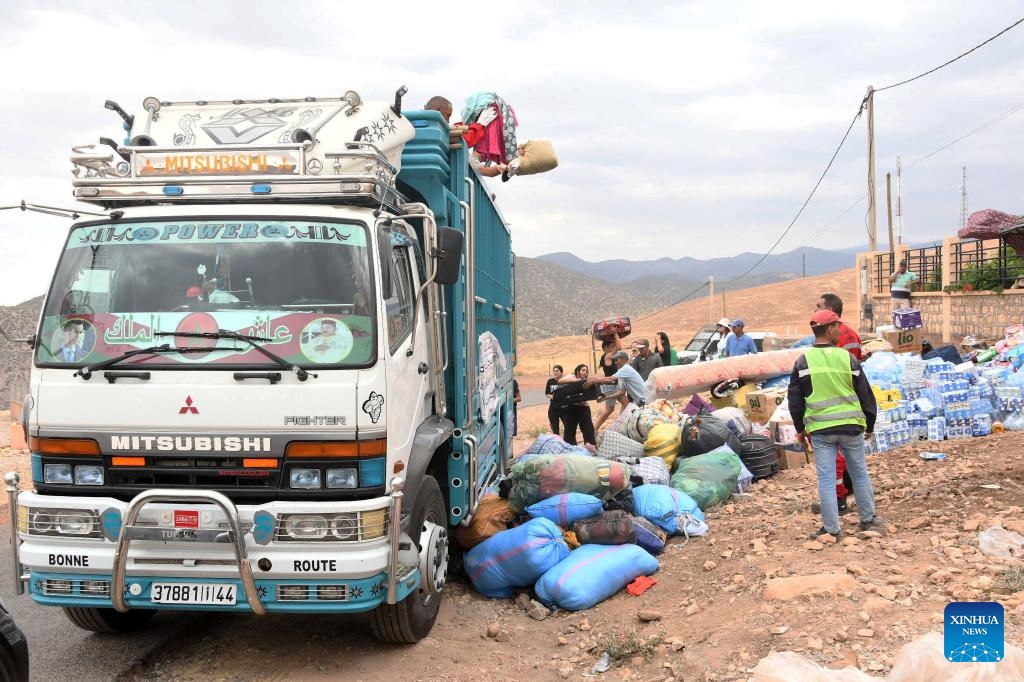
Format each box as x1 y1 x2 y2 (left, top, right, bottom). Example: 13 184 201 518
382 234 430 472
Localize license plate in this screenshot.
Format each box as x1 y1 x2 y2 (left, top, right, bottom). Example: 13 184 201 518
150 582 237 605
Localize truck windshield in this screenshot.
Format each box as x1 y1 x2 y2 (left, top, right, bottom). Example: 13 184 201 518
36 219 376 369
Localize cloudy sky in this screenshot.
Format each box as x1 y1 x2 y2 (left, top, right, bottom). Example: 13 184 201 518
1 1 1023 305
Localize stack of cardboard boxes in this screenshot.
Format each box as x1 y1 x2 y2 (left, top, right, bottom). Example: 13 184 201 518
880 307 924 353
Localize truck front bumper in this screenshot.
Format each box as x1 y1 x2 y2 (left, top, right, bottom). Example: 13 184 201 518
9 485 421 614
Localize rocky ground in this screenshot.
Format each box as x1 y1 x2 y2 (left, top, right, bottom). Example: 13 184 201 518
1 404 1022 681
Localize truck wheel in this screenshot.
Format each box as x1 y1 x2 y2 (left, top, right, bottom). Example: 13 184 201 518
62 607 156 633
370 475 447 643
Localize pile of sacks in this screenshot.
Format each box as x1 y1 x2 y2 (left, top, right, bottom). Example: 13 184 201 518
455 398 775 610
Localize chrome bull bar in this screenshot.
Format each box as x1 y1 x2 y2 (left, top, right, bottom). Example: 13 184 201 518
111 489 266 615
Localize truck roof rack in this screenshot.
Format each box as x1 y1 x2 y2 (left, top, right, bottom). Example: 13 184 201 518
71 93 414 212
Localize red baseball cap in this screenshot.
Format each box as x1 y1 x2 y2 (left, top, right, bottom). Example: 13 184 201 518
809 310 840 327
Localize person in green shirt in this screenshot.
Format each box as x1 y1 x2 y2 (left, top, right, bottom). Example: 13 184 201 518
888 259 918 309
654 331 677 367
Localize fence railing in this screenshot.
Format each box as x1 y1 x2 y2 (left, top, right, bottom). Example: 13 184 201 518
870 238 1024 294
949 238 1024 291
872 244 942 295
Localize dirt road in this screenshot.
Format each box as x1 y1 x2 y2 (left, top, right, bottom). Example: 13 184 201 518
2 406 1022 680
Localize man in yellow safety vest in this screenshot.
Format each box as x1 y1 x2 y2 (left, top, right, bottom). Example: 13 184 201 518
788 310 884 541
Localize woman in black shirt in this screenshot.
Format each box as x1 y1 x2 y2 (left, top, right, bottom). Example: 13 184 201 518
545 365 565 436
559 364 597 447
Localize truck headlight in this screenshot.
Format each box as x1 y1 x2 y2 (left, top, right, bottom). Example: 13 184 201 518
282 515 327 539
45 464 74 484
326 468 357 489
74 465 104 485
56 511 96 535
30 510 54 533
330 513 358 540
22 507 102 538
289 468 321 490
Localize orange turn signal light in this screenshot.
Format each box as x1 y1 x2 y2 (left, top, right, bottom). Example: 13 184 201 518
29 437 101 456
112 456 146 466
285 439 387 458
243 458 279 468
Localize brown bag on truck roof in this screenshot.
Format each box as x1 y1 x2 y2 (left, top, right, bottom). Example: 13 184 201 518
517 140 558 175
453 493 516 549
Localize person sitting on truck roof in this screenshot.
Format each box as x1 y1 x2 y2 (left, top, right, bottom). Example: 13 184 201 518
724 319 757 357
425 95 505 178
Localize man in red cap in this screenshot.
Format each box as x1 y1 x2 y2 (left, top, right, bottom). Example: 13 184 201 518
813 292 860 515
788 310 882 541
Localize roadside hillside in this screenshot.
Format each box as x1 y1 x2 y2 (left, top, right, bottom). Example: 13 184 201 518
515 257 675 342
515 268 857 385
0 296 41 408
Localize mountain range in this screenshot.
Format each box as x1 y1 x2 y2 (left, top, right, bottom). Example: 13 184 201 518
536 245 858 284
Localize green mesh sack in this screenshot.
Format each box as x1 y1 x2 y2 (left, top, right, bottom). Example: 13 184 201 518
669 448 742 509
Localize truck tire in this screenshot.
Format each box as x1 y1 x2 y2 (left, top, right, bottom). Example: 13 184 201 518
370 475 446 643
62 607 156 633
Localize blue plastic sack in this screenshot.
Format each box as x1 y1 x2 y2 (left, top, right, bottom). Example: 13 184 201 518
632 516 667 555
464 517 570 598
535 543 660 611
632 484 704 535
527 493 604 528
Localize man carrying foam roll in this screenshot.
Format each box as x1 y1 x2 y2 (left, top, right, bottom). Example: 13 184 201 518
788 310 883 541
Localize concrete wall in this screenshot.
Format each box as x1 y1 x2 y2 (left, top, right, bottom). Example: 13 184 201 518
857 237 1024 343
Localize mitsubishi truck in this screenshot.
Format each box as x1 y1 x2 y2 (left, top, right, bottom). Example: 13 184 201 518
2 87 516 643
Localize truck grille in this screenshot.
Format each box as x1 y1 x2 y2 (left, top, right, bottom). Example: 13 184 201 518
42 577 111 598
277 584 349 602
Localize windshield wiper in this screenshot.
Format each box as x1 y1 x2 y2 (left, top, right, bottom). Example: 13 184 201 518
154 329 318 381
74 344 213 380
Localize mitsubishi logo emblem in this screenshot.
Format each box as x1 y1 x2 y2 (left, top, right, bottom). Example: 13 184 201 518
179 396 199 415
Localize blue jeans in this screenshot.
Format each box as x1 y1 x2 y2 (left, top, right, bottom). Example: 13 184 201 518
810 431 876 534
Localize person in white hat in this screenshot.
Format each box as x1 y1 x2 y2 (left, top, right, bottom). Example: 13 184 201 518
700 317 734 361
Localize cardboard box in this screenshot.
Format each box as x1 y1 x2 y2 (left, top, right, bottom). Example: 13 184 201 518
776 441 809 470
746 387 787 423
873 387 902 404
883 328 923 354
892 308 923 330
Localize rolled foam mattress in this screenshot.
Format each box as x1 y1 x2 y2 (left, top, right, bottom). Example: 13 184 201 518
645 348 806 401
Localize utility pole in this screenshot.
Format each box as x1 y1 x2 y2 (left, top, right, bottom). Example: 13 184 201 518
866 85 877 252
896 155 903 245
802 250 806 278
708 276 714 324
886 172 895 254
959 166 968 230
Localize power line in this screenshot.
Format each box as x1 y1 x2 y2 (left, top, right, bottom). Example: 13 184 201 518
723 102 865 285
665 280 709 311
904 100 1024 168
875 16 1024 92
794 98 1024 249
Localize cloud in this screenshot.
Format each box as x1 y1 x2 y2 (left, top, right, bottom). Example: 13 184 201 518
1 1 1023 304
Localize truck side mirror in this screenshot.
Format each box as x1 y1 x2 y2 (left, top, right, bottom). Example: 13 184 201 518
0 324 34 348
434 227 464 285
